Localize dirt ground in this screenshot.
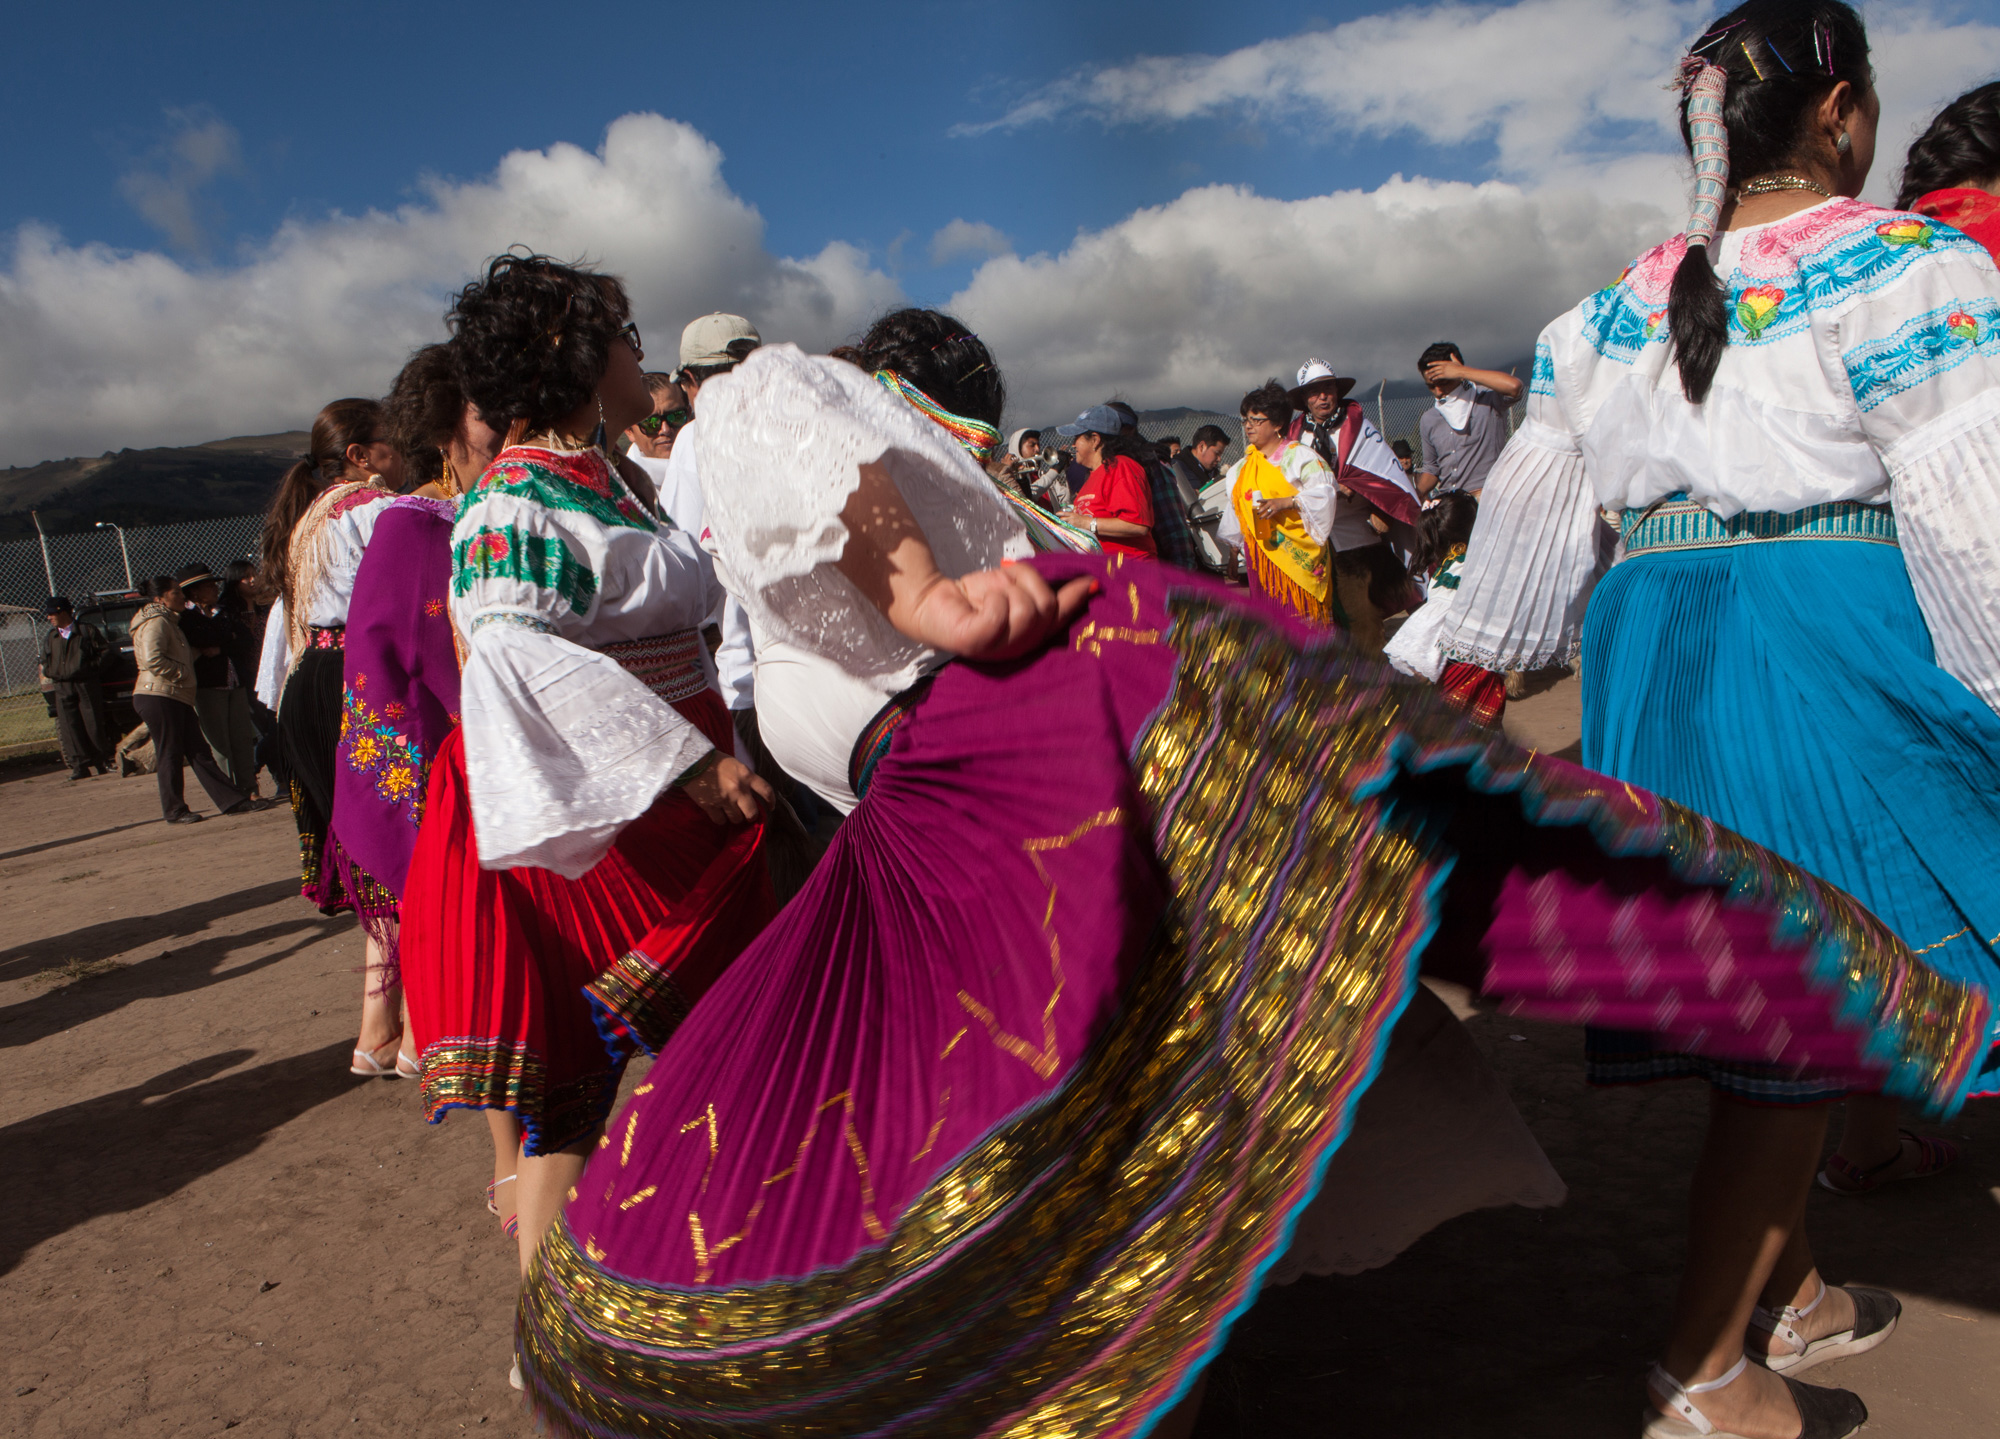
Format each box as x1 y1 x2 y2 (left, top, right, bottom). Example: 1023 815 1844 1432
1 675 1995 1438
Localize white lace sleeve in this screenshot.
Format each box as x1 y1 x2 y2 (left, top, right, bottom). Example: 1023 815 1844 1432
694 345 1032 689
452 489 711 877
1844 246 2000 713
255 596 289 710
1285 451 1338 546
1438 332 1611 672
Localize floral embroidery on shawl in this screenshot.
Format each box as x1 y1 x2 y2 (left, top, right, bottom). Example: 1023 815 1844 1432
339 687 430 824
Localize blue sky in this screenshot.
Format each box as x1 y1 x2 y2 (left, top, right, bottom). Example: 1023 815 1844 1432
3 0 1479 301
2 0 1996 463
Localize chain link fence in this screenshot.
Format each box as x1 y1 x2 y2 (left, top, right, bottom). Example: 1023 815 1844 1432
0 513 266 751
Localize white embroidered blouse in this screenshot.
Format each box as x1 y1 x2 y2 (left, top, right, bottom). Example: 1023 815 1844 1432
450 442 722 876
253 489 397 709
1439 197 2000 712
692 345 1035 813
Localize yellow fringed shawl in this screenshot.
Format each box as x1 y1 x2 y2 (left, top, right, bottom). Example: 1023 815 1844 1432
1231 445 1331 620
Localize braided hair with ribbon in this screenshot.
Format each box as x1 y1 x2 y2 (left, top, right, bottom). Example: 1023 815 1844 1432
1666 1 1871 403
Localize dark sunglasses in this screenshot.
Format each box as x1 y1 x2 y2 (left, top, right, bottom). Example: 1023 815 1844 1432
618 322 644 356
636 408 691 436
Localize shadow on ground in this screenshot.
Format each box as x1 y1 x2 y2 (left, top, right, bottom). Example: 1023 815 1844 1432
0 876 321 983
0 1041 364 1276
1189 1015 2000 1438
0 819 156 863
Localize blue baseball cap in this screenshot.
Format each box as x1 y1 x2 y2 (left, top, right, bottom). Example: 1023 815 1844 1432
1054 404 1123 439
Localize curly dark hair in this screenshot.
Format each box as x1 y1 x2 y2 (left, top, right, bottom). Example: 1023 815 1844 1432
1239 379 1294 432
1666 2 1871 404
385 344 465 485
851 308 1006 428
447 251 631 436
1897 81 2000 212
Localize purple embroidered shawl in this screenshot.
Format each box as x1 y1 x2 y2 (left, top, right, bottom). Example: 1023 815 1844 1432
334 496 460 899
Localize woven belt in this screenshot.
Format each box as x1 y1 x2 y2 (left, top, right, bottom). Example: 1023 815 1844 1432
308 624 346 650
847 671 940 802
1623 494 1897 556
600 629 708 704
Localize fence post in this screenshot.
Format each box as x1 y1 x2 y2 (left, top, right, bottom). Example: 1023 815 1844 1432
31 511 57 600
1376 381 1386 438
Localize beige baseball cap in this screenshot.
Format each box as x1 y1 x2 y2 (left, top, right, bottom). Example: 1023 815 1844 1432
679 313 762 368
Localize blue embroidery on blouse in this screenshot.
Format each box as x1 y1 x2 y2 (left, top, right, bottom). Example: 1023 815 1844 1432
1844 297 2000 412
1577 284 1661 366
1579 217 1990 362
1530 341 1557 397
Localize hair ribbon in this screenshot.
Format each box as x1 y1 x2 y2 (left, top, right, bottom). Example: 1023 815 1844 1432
1680 59 1731 248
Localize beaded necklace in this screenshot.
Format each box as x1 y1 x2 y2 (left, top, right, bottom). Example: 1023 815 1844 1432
874 371 1002 463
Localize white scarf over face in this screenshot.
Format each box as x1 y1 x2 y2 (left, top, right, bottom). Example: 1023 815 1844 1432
1434 382 1479 432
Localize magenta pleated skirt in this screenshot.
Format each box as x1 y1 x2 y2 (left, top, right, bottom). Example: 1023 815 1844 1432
519 554 1989 1439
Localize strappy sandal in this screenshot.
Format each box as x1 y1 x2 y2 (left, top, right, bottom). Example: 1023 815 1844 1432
1642 1357 1866 1438
395 1048 421 1080
349 1038 402 1078
1751 1280 1900 1375
485 1174 517 1218
1818 1129 1959 1194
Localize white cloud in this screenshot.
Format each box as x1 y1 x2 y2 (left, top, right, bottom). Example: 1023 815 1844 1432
117 108 245 254
0 113 901 466
955 0 1710 177
955 176 1671 427
956 0 2000 200
929 219 1013 266
942 0 2000 426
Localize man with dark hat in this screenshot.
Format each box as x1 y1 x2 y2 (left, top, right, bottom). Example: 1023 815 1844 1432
175 561 260 796
39 596 112 779
1284 359 1424 650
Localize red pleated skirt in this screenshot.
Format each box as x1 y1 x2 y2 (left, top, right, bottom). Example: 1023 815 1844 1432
401 689 774 1154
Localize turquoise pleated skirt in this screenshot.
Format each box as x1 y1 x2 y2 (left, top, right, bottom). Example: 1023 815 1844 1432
1582 518 2000 1100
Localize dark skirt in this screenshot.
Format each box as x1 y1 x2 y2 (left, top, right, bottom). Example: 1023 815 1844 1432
278 636 397 952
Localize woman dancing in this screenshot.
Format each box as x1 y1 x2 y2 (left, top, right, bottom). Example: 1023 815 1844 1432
398 254 776 1292
1440 4 2000 1434
509 327 1990 1439
255 399 406 1076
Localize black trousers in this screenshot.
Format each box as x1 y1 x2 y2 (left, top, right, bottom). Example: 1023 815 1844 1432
51 679 110 771
132 693 245 819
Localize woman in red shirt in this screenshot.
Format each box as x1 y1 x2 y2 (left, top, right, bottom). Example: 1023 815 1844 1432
1055 405 1156 559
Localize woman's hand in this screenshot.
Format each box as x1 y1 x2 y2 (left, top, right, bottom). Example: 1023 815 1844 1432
1252 496 1299 520
682 754 775 825
907 563 1096 662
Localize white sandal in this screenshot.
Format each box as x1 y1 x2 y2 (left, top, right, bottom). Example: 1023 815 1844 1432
1642 1356 1866 1439
1750 1279 1901 1375
349 1038 402 1078
485 1173 517 1218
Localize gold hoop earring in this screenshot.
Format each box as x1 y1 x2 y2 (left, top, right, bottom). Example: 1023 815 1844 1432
439 452 459 498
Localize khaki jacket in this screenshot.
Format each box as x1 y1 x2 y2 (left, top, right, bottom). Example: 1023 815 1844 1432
130 602 196 705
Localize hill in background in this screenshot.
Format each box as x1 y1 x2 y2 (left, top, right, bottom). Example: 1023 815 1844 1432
0 432 307 540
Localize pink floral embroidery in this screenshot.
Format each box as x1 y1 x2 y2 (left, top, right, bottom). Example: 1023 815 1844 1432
1624 241 1686 304
424 599 444 617
469 532 511 569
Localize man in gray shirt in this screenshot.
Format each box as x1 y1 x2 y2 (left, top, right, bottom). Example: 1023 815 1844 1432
1414 342 1524 498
